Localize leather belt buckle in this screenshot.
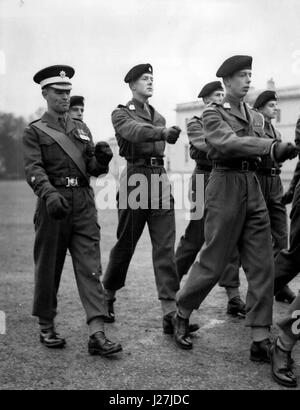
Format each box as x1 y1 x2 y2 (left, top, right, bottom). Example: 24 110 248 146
270 168 277 177
241 161 249 171
66 177 79 187
150 157 157 166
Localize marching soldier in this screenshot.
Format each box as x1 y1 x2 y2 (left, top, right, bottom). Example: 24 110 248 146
23 65 122 356
253 90 295 304
69 95 85 121
175 81 246 317
102 63 199 334
172 56 298 361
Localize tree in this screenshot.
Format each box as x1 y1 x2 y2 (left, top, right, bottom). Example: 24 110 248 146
0 112 27 179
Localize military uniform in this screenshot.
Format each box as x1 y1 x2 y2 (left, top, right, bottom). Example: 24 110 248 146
103 98 179 314
177 94 275 328
175 115 240 289
23 112 109 323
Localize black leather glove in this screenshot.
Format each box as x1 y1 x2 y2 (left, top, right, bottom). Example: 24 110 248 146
163 126 181 144
95 141 113 166
273 142 298 163
281 188 294 205
46 192 70 220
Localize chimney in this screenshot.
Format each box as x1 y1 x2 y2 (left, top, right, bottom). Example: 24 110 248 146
267 78 276 90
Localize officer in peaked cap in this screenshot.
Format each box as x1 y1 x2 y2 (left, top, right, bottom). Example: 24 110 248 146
175 80 246 318
23 65 122 356
102 63 199 335
69 95 85 121
33 65 74 89
173 55 298 363
253 90 296 304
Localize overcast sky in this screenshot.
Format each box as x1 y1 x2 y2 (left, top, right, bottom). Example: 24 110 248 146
1 0 300 140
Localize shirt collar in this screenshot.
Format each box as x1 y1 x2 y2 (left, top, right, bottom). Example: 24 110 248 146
224 93 244 108
132 98 149 110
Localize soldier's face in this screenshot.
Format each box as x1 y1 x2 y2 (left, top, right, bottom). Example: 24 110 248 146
260 100 277 120
69 105 84 120
208 90 225 105
132 74 154 98
226 70 252 98
42 87 71 113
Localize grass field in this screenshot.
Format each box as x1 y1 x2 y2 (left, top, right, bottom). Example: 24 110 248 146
0 179 299 390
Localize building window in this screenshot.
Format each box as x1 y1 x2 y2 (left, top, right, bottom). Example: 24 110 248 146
185 144 189 164
276 108 281 123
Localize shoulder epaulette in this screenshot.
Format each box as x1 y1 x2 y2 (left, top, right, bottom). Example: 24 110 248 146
28 118 40 126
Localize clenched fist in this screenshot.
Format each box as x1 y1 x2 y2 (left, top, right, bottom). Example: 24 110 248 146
46 192 70 220
273 142 298 163
95 141 113 166
163 126 181 144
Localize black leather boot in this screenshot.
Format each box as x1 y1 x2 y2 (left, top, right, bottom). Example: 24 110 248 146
103 297 116 323
163 311 199 335
275 286 296 304
40 329 66 348
270 339 297 388
172 313 193 350
227 296 246 318
88 331 122 356
250 338 271 363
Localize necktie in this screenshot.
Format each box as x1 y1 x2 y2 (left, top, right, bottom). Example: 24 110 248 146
144 103 152 119
58 117 66 131
239 102 247 120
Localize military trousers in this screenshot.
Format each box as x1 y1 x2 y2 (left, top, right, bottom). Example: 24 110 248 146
256 174 288 258
274 181 300 293
103 164 179 303
32 186 108 323
175 168 240 288
177 169 274 327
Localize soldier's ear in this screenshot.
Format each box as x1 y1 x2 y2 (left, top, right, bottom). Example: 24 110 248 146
41 87 48 100
223 77 230 88
129 81 136 91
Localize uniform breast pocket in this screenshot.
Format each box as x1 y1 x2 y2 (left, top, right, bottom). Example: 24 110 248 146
253 126 264 137
230 122 245 136
39 136 62 163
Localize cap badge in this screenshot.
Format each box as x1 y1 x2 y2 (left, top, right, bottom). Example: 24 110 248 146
60 70 66 78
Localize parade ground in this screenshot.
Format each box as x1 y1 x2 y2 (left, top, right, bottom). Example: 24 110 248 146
0 179 299 390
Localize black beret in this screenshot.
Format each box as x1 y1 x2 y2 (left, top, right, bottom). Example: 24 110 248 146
216 55 252 78
124 63 153 83
33 65 75 89
198 81 223 98
70 95 84 107
253 90 277 109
